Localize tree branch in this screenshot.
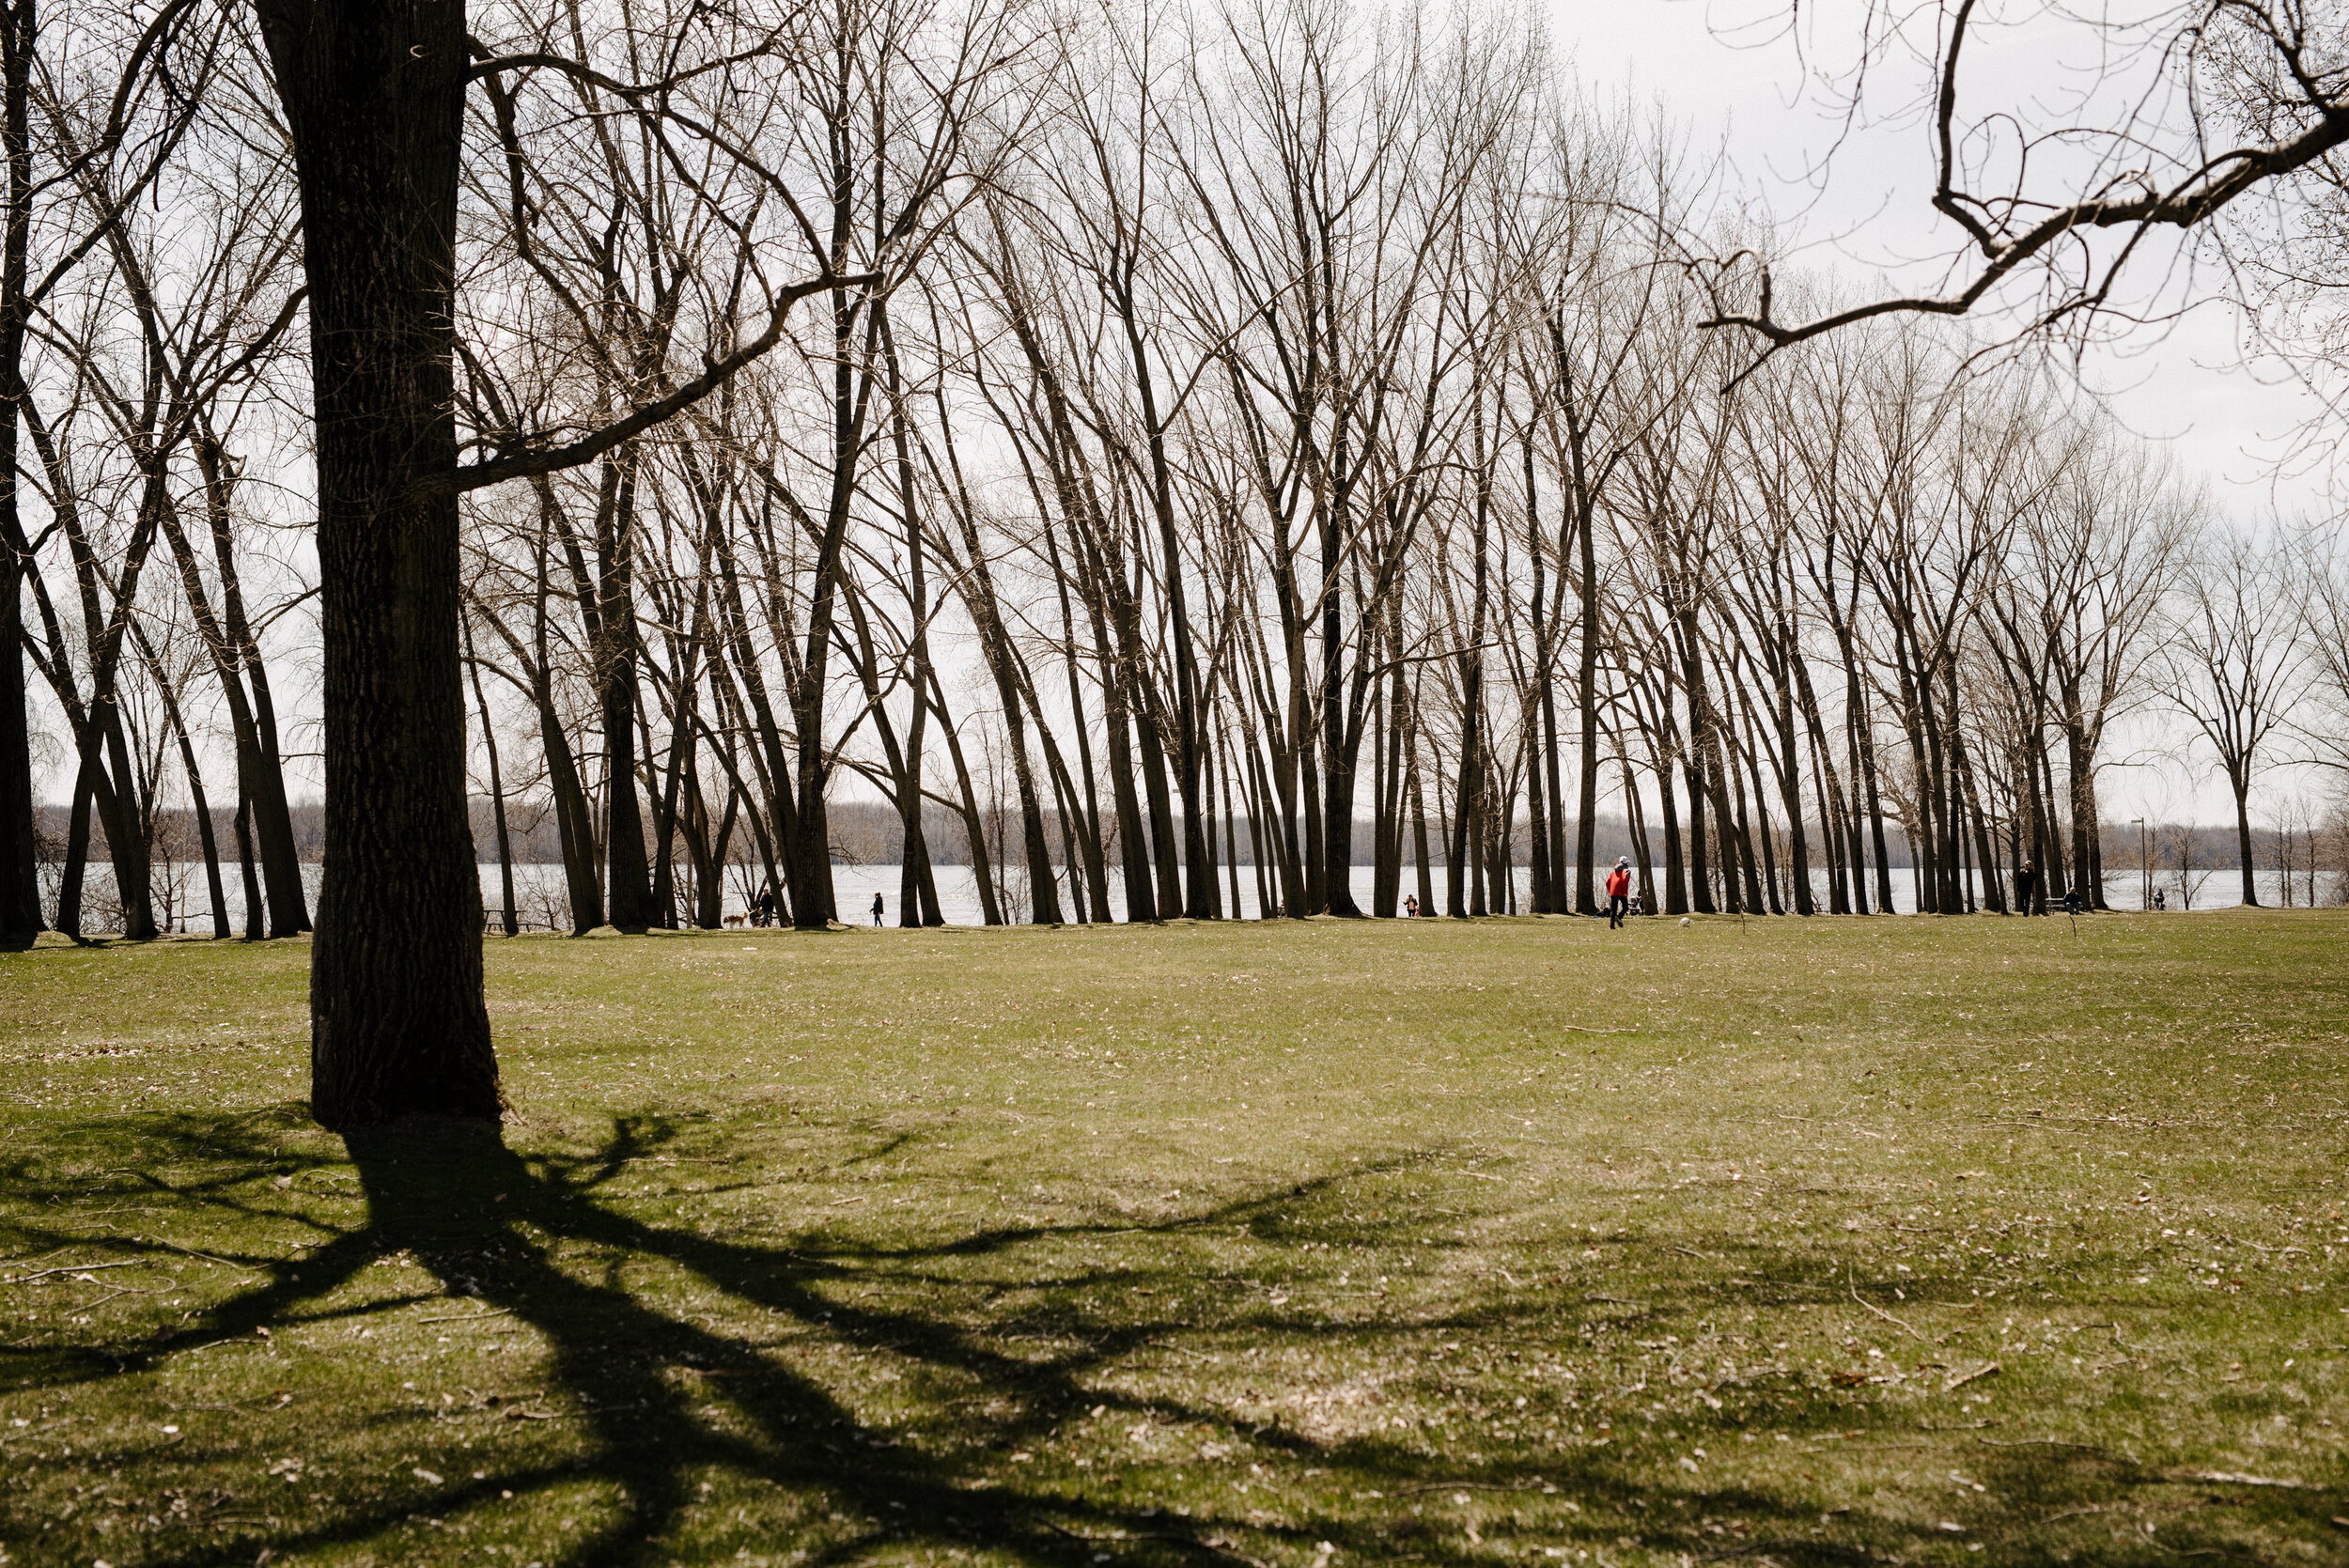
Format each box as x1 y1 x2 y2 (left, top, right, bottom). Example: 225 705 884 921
412 272 877 503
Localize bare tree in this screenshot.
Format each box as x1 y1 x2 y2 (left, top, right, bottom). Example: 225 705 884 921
2163 528 2310 907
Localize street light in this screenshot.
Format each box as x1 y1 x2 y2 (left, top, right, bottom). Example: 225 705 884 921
2134 817 2147 910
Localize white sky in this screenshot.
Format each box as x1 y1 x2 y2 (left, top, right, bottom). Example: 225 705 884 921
1549 0 2337 821
1552 0 2331 495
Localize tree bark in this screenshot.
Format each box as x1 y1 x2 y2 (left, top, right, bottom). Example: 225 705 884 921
257 0 497 1126
0 534 33 947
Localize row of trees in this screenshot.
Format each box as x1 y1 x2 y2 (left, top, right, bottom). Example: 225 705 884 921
10 0 2349 964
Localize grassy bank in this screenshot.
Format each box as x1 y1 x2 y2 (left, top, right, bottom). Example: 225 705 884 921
3 909 2345 1567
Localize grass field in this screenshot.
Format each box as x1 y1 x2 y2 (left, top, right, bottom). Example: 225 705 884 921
3 909 2347 1568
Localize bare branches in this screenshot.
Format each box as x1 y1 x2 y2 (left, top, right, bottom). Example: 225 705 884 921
1693 0 2349 361
419 269 873 501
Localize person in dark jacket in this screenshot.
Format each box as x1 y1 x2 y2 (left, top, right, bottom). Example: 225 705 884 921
1605 858 1632 929
2015 862 2038 915
871 893 885 927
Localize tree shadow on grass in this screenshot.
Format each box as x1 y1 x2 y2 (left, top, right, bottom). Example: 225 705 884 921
4 1109 2333 1567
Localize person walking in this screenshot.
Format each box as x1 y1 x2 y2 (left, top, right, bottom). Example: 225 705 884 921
871 892 885 927
2016 862 2037 916
1605 857 1632 929
1403 893 1421 918
755 884 776 927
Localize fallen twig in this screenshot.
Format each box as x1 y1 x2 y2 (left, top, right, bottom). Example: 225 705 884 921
72 1286 160 1312
1943 1362 2001 1393
5 1259 150 1285
1848 1265 1933 1344
416 1306 517 1326
2150 1469 2316 1491
139 1235 259 1276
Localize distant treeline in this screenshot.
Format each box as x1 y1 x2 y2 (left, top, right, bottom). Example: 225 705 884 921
36 799 2313 876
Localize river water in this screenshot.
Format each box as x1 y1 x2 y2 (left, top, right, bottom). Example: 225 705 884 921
38 860 2341 934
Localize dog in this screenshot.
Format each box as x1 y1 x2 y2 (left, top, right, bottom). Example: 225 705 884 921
723 911 747 929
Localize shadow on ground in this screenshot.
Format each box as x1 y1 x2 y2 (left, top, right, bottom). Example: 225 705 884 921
2 1109 2337 1567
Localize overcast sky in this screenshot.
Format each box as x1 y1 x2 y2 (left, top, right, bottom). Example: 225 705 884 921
1550 0 2337 820
1550 0 2334 501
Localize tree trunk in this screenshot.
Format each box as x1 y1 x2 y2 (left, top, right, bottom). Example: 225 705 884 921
596 458 652 932
1573 495 1601 915
1408 737 1435 919
1655 731 1688 917
0 543 34 947
1038 513 1109 922
257 0 497 1126
0 0 34 951
172 695 230 939
196 437 309 935
532 541 603 934
235 793 264 940
930 672 1002 925
463 613 517 938
2232 771 2259 908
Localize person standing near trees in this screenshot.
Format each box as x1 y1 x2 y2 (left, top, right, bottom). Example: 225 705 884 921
871 893 884 927
1606 858 1632 929
2016 862 2038 915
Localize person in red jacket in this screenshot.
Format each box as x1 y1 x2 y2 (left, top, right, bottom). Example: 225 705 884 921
1606 858 1632 928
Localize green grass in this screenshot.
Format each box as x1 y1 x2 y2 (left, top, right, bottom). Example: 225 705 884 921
4 909 2348 1568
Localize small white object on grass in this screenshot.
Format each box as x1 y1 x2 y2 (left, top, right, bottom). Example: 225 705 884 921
1679 916 1691 928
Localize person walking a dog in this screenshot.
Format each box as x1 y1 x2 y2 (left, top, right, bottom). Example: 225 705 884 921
1606 857 1632 928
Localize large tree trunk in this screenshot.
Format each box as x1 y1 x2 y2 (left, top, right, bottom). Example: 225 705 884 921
257 0 497 1127
0 0 34 951
0 12 32 943
0 542 33 948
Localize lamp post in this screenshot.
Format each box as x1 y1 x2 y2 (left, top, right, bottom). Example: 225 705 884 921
2134 817 2147 910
